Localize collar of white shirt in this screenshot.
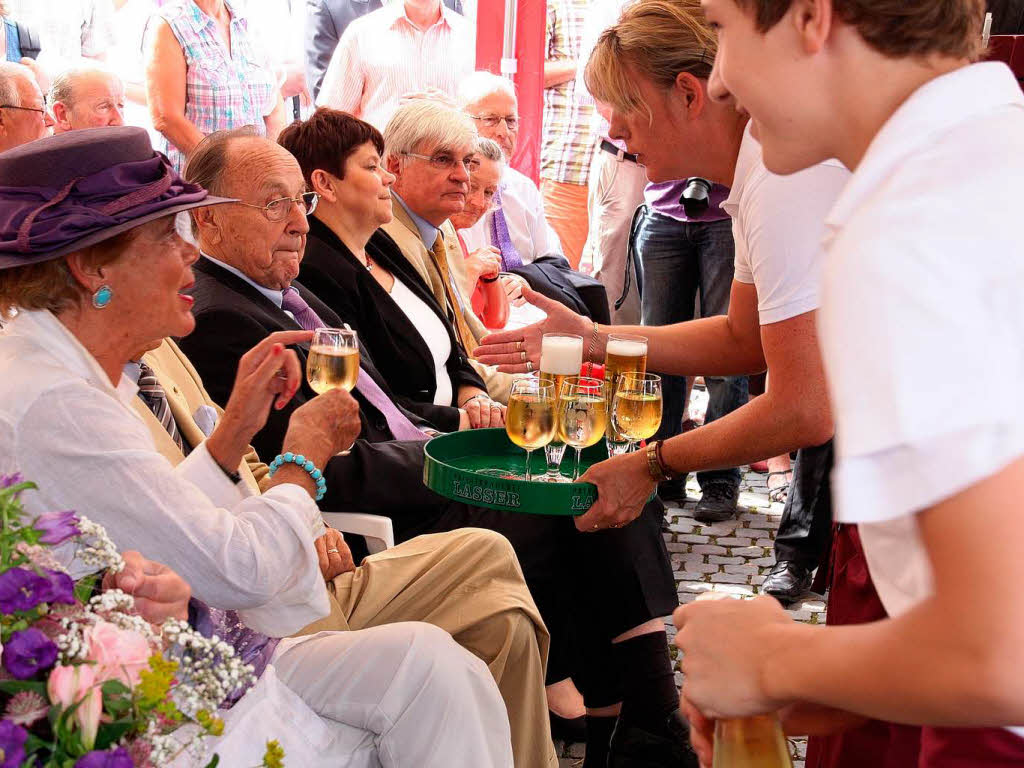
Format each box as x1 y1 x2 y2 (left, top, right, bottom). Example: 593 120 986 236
825 62 1024 236
382 1 456 31
202 253 285 308
5 309 139 406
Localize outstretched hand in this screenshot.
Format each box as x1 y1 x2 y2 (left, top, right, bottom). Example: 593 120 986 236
103 551 191 623
472 285 590 373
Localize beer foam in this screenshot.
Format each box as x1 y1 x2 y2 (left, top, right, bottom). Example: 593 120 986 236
606 338 647 357
540 335 583 375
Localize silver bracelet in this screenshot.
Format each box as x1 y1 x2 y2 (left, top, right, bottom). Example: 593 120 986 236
459 393 491 408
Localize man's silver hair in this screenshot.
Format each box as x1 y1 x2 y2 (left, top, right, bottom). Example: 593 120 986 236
49 66 122 110
475 136 505 164
383 99 477 164
457 70 517 110
0 62 35 109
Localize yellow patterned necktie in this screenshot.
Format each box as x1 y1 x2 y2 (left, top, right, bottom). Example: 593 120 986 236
431 233 478 354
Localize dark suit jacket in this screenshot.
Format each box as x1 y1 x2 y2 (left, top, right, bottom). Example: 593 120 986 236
511 255 612 325
300 218 485 433
179 257 457 532
304 0 464 99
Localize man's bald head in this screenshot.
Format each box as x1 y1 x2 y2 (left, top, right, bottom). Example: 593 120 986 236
49 67 126 134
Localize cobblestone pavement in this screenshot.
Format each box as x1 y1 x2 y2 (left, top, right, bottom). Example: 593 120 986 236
554 465 827 767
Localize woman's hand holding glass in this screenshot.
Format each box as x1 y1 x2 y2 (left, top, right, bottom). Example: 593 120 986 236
473 284 591 374
506 378 557 481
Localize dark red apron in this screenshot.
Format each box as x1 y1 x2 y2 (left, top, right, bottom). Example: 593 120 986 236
805 524 1024 768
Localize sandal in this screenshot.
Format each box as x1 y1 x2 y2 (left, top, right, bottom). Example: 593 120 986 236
767 470 792 504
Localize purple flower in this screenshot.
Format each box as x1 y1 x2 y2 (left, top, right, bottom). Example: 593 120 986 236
74 747 134 768
0 568 51 613
37 569 75 606
0 719 28 768
2 628 58 680
32 510 80 545
0 473 23 489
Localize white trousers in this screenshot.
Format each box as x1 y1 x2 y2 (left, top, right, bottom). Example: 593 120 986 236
579 147 649 325
271 622 514 767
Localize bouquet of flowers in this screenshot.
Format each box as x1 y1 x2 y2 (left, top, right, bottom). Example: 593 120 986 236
0 474 282 768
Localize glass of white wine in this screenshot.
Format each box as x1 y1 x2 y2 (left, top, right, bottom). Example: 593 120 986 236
612 372 663 451
306 328 360 393
558 376 608 481
506 378 557 481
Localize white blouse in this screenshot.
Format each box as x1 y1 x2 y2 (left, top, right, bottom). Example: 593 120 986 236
0 310 329 638
389 276 454 407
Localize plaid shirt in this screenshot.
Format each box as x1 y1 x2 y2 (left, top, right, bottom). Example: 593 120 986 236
541 0 596 186
157 0 277 171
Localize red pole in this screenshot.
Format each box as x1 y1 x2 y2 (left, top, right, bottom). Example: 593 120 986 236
475 0 545 184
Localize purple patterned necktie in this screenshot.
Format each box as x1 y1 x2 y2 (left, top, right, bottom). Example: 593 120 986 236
490 187 523 270
281 287 429 442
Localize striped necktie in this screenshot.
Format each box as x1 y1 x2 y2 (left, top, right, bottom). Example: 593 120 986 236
490 187 523 270
137 361 186 454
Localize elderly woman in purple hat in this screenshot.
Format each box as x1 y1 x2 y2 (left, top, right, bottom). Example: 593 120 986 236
0 126 517 767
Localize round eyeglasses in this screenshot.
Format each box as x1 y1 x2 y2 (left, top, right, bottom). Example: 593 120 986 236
236 191 319 222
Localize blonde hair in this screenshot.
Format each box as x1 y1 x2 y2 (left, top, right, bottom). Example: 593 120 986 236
585 0 716 121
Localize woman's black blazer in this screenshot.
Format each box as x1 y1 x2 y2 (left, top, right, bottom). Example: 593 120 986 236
300 216 486 432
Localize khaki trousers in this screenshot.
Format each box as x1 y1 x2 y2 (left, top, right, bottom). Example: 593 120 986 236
294 528 557 768
541 178 590 270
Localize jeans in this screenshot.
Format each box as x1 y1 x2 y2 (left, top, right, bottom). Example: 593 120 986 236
774 439 834 569
636 210 747 489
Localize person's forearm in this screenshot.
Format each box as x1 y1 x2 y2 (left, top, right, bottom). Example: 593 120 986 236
766 597 1024 727
153 111 206 158
591 316 766 377
544 59 578 88
263 95 287 141
661 386 829 475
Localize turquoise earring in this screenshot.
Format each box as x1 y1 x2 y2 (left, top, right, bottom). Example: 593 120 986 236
91 285 113 309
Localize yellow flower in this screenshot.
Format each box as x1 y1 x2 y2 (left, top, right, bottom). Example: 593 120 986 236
262 739 285 768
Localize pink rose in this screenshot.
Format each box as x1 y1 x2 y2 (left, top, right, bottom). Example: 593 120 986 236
84 621 151 687
47 664 102 749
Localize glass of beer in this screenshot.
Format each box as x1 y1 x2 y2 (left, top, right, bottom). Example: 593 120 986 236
306 327 360 393
506 378 557 481
712 714 793 768
539 333 584 483
558 376 608 481
612 373 663 451
604 334 648 454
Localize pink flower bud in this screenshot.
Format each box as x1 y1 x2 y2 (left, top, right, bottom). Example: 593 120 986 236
47 664 102 748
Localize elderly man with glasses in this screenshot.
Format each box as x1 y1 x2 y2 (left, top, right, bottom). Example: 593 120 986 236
381 98 517 402
0 60 52 152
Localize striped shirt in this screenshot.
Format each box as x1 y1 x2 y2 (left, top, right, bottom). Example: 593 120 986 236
541 0 596 186
157 0 277 172
315 3 474 131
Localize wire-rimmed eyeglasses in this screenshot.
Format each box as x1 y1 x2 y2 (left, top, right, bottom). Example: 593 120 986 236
236 192 319 222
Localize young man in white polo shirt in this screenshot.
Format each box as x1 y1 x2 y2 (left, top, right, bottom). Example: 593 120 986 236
675 0 1024 765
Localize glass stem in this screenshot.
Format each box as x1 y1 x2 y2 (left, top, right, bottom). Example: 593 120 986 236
573 447 583 481
525 448 533 482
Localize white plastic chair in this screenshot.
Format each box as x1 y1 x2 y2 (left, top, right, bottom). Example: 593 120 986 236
322 512 394 555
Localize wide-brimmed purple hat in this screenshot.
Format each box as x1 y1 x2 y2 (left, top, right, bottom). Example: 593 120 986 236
0 126 235 270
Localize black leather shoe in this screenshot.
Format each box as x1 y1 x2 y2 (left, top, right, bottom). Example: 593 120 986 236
608 711 699 768
762 560 813 605
549 710 587 743
693 480 740 523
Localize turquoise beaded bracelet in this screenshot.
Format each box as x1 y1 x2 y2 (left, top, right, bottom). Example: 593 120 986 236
267 452 327 502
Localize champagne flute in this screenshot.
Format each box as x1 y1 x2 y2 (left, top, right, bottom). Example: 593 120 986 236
539 333 583 482
604 333 648 455
612 372 663 452
306 327 360 393
506 378 557 481
558 376 608 481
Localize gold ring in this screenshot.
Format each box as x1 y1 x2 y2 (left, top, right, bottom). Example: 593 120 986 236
326 548 340 554
516 340 522 351
520 350 526 362
592 524 600 531
526 361 534 372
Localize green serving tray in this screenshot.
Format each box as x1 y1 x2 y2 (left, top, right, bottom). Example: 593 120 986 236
423 428 612 515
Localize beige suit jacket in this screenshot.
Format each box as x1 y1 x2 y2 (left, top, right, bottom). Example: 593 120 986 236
136 339 264 493
382 199 514 402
